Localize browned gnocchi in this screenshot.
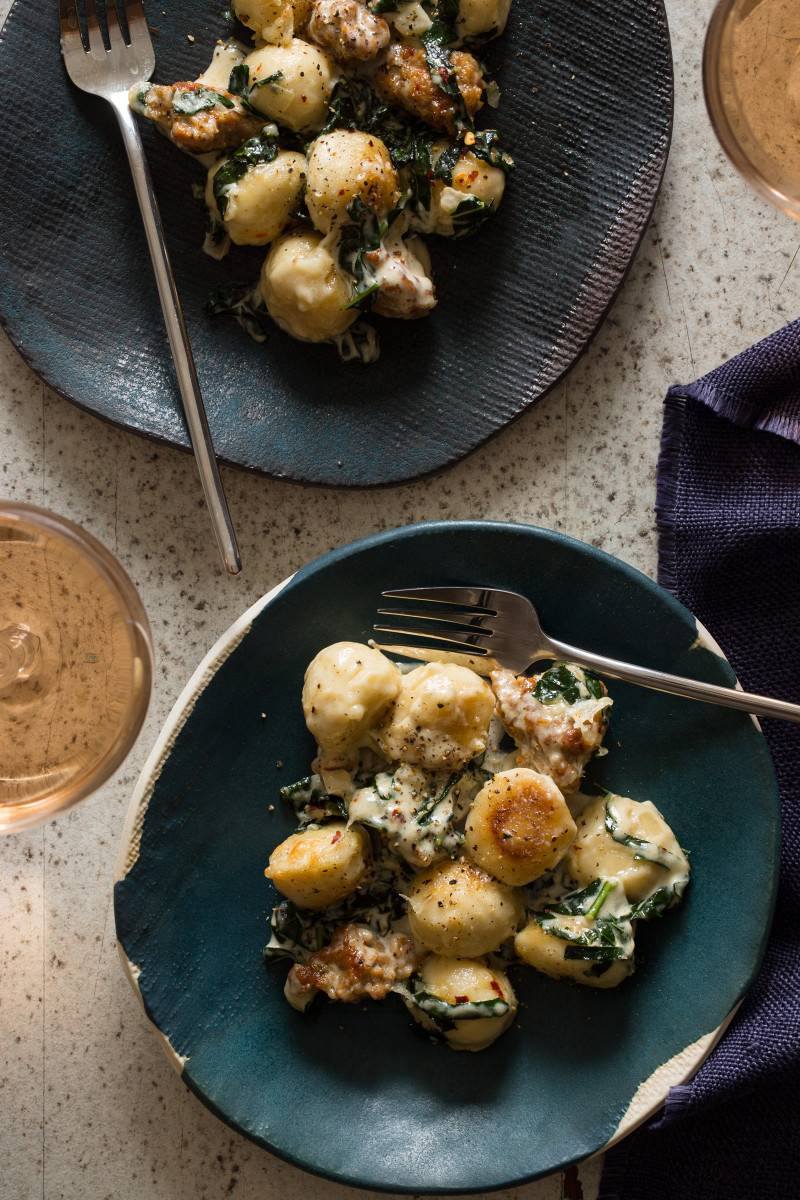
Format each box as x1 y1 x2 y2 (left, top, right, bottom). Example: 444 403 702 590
129 0 515 361
262 645 690 1051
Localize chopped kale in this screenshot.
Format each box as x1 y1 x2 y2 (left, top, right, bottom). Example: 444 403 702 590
404 975 511 1028
172 85 233 114
425 0 460 45
416 771 462 826
337 196 388 310
279 775 348 824
252 70 285 91
533 663 605 705
211 128 279 217
205 282 270 343
227 62 258 111
421 34 471 131
628 887 681 922
536 878 634 966
468 128 515 173
449 194 493 238
190 182 230 259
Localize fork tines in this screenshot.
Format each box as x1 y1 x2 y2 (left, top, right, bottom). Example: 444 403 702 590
381 587 499 613
60 0 148 57
375 589 498 656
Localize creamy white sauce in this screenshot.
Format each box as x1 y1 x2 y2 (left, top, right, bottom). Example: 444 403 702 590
605 795 691 902
331 322 381 363
348 767 458 867
195 39 249 91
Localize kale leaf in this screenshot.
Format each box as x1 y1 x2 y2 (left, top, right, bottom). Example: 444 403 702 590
337 196 388 310
172 85 234 115
469 129 516 173
533 663 605 705
211 128 279 217
204 282 270 343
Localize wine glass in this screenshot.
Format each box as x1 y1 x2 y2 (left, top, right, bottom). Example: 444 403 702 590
0 501 153 833
704 0 800 220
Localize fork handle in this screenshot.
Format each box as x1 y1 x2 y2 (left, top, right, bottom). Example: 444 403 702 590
546 637 800 724
109 95 242 576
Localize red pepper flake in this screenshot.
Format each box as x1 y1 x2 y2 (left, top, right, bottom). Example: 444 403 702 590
331 830 342 844
454 995 469 1003
490 980 504 997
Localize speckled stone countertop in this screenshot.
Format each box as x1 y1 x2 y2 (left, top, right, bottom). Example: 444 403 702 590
2 1 799 1197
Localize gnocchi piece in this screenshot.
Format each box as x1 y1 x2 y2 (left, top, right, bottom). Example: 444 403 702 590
564 794 690 906
244 38 339 132
233 0 294 46
387 1 432 38
301 641 401 755
260 228 357 341
411 145 506 237
405 955 518 1051
452 151 507 207
305 130 400 234
455 0 512 41
465 768 577 887
265 821 371 908
374 661 495 770
205 149 306 245
515 916 634 989
406 857 525 957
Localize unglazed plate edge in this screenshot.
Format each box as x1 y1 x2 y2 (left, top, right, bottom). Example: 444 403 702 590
112 575 294 1077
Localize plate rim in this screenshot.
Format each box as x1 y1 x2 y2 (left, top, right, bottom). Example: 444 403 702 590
113 519 777 1191
0 0 674 488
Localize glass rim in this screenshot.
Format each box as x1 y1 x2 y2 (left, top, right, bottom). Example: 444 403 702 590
0 501 154 832
703 0 800 221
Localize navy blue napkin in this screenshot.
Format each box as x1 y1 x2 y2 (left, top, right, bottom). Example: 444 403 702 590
599 320 800 1200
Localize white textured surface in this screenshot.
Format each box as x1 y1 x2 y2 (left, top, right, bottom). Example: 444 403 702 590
2 0 797 1196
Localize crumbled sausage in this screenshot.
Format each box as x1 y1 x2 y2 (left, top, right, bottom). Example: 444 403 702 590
491 668 610 794
306 0 390 63
373 42 484 135
137 83 265 153
289 922 423 1001
365 246 437 319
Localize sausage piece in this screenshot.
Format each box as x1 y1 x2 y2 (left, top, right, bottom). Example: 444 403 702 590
306 0 391 63
134 83 265 153
373 42 484 135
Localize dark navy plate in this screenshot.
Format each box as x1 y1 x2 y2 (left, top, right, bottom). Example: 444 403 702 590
0 2 672 486
114 522 778 1192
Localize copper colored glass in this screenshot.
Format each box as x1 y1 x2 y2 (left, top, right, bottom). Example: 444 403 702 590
0 502 153 832
704 0 800 220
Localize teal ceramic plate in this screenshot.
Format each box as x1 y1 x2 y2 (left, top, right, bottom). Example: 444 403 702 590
0 1 671 486
114 522 779 1192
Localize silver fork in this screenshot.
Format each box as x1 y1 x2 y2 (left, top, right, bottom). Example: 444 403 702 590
374 586 800 724
59 0 242 575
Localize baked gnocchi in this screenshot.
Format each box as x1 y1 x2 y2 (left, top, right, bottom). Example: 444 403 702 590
129 0 516 361
262 645 691 1051
465 767 576 886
